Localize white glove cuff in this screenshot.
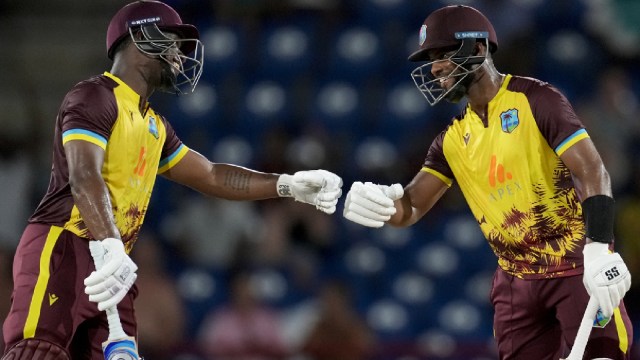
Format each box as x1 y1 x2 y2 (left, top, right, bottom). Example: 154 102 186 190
583 242 610 264
276 174 294 197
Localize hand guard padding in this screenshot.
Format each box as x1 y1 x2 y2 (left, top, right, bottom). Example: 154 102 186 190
84 238 138 311
583 242 631 318
277 170 343 214
343 182 403 228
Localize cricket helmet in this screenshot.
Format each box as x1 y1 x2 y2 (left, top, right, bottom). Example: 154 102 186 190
408 5 498 105
106 1 204 94
408 5 498 62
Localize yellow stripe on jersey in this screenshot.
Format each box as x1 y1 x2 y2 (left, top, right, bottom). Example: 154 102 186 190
554 129 589 156
158 144 189 174
613 307 629 353
23 225 63 339
421 167 453 187
62 129 108 150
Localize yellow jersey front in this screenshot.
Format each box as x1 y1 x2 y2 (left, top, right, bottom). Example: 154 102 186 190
31 72 188 251
423 75 589 279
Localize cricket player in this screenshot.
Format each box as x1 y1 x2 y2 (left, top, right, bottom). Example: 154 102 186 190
1 1 342 359
343 5 633 359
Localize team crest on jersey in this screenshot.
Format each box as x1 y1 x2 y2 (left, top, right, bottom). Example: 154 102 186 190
500 109 519 133
148 116 159 139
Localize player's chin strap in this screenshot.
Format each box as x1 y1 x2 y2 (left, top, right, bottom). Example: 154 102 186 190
130 24 203 94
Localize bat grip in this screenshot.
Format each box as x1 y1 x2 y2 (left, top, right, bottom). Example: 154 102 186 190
562 296 599 360
105 308 127 340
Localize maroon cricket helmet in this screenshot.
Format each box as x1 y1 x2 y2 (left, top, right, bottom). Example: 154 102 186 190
106 0 200 59
408 5 498 62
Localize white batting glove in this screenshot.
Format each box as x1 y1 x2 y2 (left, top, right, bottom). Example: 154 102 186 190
343 182 404 228
277 170 343 214
84 238 138 311
583 242 631 318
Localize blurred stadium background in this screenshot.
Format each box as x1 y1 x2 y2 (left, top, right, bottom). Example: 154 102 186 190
1 0 639 359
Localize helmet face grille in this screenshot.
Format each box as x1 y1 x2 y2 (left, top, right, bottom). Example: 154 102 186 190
410 39 488 106
129 24 204 94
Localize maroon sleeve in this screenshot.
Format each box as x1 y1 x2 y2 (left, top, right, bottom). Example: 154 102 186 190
158 114 184 159
423 129 455 181
507 76 585 150
59 76 118 140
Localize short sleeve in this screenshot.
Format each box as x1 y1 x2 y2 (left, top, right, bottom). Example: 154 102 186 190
60 79 118 149
158 115 189 173
422 130 454 186
526 82 587 155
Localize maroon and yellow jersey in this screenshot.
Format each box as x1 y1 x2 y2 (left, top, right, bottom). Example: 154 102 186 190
423 75 589 279
30 72 189 251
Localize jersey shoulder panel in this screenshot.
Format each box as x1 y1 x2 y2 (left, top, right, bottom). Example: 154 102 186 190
506 75 585 152
423 112 465 182
60 75 119 143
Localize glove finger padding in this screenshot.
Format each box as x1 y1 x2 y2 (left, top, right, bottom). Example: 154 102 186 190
344 210 386 228
97 273 137 311
84 238 138 311
343 182 398 228
352 186 396 215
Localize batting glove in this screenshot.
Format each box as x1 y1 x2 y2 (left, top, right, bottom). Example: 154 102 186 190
84 238 138 311
583 242 631 318
343 182 404 228
277 170 343 214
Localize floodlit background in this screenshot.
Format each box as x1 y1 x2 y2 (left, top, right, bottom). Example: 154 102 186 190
1 0 639 359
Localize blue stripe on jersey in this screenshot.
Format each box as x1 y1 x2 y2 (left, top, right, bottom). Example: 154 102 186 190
554 129 587 154
159 144 185 169
62 129 108 145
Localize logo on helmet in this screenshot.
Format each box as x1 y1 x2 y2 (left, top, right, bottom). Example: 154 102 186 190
455 31 489 40
419 25 427 46
129 17 161 27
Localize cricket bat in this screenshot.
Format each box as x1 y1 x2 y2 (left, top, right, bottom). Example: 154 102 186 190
89 241 140 360
560 296 599 360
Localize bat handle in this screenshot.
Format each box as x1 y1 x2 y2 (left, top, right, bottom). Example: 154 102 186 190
105 308 127 340
562 296 599 360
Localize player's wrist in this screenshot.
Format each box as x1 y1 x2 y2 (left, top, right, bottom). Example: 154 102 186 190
581 195 615 244
276 174 294 197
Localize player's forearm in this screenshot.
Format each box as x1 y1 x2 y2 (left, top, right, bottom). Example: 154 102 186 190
200 163 279 200
388 197 419 227
69 172 121 240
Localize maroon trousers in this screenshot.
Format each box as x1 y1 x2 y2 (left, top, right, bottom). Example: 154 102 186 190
492 267 633 359
2 224 137 359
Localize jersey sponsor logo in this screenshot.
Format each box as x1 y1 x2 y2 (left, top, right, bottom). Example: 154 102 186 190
500 109 519 133
148 116 159 139
133 147 147 177
488 154 522 201
48 293 59 306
